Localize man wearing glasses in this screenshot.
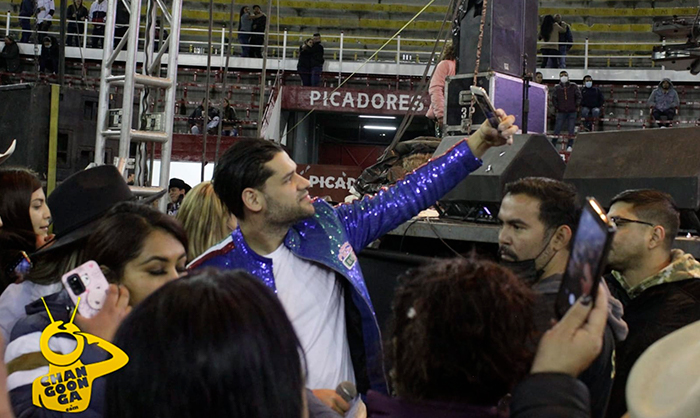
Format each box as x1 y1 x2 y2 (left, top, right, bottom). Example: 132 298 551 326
604 189 700 418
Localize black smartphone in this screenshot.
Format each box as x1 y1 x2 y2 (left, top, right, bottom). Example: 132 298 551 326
469 86 501 129
6 251 32 279
554 197 616 318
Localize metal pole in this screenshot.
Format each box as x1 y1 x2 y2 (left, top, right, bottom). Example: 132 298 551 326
119 0 144 162
58 0 67 85
94 0 118 165
338 31 343 83
396 35 401 76
82 16 88 48
256 0 273 137
584 37 589 70
5 12 10 36
216 0 237 165
282 29 287 61
158 0 182 211
201 0 214 182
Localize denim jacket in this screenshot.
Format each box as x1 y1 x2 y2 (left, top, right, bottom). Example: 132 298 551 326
189 139 482 394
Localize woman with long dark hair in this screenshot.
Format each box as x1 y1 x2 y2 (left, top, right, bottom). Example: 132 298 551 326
238 6 253 57
0 168 51 291
5 202 189 417
539 14 567 69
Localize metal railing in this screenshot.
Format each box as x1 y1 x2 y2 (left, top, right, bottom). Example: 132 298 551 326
2 12 672 71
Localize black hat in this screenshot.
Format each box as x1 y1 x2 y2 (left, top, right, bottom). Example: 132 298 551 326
168 178 191 193
35 166 163 255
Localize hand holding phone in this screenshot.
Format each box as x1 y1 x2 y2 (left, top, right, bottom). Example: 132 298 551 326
470 86 501 129
61 261 110 318
554 197 616 318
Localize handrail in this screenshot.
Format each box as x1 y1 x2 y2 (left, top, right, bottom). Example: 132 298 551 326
1 12 674 71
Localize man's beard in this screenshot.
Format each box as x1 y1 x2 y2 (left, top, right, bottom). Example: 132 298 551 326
263 192 314 227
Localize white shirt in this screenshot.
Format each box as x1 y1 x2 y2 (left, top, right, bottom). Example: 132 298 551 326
89 0 108 21
268 244 356 390
36 0 55 24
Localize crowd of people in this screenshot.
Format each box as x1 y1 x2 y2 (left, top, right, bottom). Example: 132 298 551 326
0 105 698 417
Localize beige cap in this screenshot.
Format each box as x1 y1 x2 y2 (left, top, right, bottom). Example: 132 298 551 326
626 320 700 418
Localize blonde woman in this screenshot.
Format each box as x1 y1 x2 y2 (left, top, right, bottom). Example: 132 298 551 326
177 181 237 260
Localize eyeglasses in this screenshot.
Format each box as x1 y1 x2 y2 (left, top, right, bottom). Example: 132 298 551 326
610 216 655 227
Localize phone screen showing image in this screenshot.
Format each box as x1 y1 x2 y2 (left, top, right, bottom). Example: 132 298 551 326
555 206 610 317
472 92 501 129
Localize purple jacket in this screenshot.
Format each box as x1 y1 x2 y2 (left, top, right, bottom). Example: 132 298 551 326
190 140 482 394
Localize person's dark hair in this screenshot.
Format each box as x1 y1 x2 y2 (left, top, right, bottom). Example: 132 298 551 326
535 71 542 77
0 168 42 234
105 268 306 418
313 32 320 37
610 189 680 249
239 5 247 16
504 177 580 246
559 70 568 77
390 257 535 405
83 202 188 281
540 15 555 42
442 42 455 61
213 138 283 220
584 75 592 81
253 4 261 9
26 241 85 285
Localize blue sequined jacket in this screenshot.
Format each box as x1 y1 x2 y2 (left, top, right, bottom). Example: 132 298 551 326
189 139 482 394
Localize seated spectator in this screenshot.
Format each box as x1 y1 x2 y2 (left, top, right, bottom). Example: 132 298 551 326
604 189 700 418
0 169 52 292
167 178 191 216
297 38 314 86
188 98 221 135
426 42 456 137
0 35 21 76
89 0 108 49
221 98 238 136
648 78 679 128
105 268 306 418
5 201 187 417
0 165 153 344
176 181 237 260
535 71 543 84
39 36 59 74
66 0 89 47
580 75 604 132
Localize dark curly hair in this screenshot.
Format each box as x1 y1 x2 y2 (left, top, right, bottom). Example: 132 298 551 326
389 257 536 405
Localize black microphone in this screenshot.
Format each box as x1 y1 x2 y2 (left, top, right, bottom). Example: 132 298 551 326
335 381 357 402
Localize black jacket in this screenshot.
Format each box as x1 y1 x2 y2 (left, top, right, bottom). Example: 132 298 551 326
1 41 20 73
66 4 88 22
604 276 700 418
188 105 220 126
581 86 604 109
297 44 314 70
510 374 590 418
311 42 325 67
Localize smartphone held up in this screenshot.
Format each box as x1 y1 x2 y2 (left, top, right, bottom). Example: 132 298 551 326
554 197 617 318
61 261 110 319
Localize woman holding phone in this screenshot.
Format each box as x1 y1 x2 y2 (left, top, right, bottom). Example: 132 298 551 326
5 202 188 418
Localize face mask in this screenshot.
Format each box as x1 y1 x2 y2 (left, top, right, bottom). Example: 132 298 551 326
499 230 557 285
585 81 592 88
560 76 568 83
500 258 542 286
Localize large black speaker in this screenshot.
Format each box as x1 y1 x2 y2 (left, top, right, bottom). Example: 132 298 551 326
434 134 566 205
564 127 700 210
455 0 538 77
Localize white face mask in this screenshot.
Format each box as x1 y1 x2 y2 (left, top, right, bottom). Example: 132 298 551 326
585 81 592 88
560 76 568 83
